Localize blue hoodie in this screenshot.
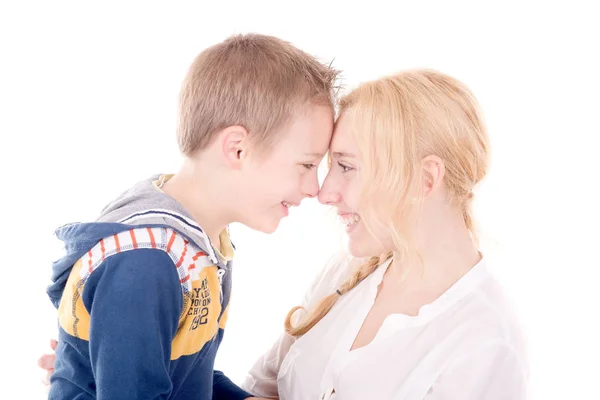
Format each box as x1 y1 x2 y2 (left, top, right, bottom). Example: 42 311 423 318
47 175 251 400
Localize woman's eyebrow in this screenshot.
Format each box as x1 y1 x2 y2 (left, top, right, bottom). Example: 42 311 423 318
332 151 355 158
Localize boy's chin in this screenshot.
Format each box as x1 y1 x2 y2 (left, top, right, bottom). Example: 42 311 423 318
242 216 282 235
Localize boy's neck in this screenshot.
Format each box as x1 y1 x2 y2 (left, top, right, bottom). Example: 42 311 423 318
161 160 232 249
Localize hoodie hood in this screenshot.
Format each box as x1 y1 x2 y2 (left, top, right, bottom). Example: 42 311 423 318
47 174 222 307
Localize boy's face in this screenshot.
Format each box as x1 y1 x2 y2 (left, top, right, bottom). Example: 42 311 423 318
238 105 334 233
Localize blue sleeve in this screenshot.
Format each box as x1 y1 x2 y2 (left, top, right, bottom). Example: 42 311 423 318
82 249 182 400
213 370 252 400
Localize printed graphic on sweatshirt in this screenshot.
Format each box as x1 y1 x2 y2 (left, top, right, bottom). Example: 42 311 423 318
172 265 221 358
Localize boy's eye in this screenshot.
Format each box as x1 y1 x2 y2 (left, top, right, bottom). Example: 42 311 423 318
303 164 317 170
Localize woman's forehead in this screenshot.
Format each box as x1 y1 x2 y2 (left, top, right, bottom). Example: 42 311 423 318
330 117 356 154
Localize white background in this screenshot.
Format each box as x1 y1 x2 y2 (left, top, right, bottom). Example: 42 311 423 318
1 1 599 398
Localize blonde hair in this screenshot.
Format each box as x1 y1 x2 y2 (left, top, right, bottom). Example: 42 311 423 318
177 33 339 156
285 69 490 337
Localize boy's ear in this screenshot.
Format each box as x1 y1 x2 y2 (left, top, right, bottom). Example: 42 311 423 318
219 125 250 169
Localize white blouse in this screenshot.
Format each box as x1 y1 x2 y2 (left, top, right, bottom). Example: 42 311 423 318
242 254 528 399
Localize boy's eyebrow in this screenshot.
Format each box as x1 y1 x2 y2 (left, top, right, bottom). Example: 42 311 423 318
304 152 325 158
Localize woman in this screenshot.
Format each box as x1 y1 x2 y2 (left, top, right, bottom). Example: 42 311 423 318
241 69 527 399
39 69 527 399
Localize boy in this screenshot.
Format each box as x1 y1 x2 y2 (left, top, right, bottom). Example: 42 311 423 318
46 33 337 399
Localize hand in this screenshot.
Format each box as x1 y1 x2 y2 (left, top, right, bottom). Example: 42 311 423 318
37 339 58 390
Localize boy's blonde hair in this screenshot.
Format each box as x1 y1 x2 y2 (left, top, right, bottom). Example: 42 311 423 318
285 69 490 337
177 34 339 155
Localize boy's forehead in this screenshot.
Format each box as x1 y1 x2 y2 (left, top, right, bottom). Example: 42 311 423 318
274 127 330 160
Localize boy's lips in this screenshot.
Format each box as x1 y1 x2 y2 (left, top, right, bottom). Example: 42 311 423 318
280 201 299 217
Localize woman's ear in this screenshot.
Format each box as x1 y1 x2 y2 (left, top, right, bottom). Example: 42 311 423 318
421 155 445 197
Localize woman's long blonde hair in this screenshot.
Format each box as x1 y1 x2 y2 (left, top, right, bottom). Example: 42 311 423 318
285 69 490 337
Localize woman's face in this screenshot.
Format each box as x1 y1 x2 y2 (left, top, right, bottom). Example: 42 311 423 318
318 113 393 258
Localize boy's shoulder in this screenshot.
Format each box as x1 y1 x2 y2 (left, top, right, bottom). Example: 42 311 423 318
81 226 213 291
